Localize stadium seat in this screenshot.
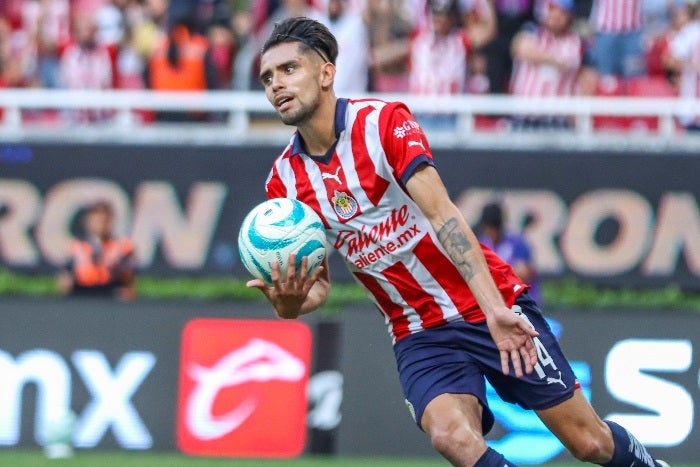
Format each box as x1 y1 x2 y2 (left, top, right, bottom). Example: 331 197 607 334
593 75 630 132
594 76 679 133
626 76 677 97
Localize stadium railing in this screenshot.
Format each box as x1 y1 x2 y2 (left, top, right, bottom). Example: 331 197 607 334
1 89 699 150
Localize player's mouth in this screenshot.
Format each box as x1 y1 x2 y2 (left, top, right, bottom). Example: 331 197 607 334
275 95 294 112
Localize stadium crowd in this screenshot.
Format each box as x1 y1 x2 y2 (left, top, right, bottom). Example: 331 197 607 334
0 0 698 126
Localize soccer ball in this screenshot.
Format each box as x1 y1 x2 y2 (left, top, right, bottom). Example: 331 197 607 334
238 198 327 285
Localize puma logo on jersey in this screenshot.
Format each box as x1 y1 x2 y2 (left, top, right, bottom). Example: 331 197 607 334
407 140 425 150
322 167 342 184
546 371 567 388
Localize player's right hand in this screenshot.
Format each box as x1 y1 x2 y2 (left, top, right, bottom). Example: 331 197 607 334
246 254 323 319
486 307 539 378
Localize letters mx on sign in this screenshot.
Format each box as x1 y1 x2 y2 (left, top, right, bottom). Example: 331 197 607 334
176 319 312 457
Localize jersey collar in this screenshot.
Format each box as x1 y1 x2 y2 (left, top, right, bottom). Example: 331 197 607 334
290 98 348 160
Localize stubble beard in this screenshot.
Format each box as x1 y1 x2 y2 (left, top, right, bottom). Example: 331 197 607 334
279 92 321 127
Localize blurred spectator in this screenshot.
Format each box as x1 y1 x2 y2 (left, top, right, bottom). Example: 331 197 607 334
57 201 137 301
666 0 700 130
407 0 474 129
409 0 471 96
0 16 23 88
95 0 128 47
168 0 232 34
166 0 236 86
0 18 12 86
115 25 148 89
0 19 8 121
207 20 237 87
316 0 369 94
644 0 685 40
465 0 498 47
588 0 646 91
408 0 497 50
509 0 583 128
132 0 170 64
364 0 413 92
477 201 542 305
58 12 116 122
59 11 115 90
25 0 72 88
145 16 220 120
480 0 537 94
648 1 691 84
233 0 322 90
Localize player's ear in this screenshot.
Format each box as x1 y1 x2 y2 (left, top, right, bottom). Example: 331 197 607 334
320 62 335 90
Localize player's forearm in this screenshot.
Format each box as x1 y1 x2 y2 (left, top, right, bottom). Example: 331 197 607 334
435 216 509 317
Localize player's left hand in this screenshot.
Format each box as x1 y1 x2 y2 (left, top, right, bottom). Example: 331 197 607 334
486 307 539 378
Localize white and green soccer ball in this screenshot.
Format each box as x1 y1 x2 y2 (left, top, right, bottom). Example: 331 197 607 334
238 198 327 285
40 410 77 459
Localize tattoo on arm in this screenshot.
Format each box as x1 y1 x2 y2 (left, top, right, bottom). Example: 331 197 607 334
436 217 476 281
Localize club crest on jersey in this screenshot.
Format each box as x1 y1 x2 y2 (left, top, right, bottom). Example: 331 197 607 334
331 190 358 219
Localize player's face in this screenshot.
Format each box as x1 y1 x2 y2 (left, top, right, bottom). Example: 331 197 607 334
259 42 324 127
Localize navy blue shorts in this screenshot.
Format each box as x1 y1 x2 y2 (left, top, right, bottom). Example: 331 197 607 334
393 292 577 434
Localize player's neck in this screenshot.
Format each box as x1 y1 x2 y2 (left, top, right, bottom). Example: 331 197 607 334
297 96 338 156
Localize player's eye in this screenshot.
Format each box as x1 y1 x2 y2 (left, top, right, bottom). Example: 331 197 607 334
285 64 295 74
261 73 272 85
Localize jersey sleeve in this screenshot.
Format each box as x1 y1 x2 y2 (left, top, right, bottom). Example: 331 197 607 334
378 102 435 186
264 161 287 199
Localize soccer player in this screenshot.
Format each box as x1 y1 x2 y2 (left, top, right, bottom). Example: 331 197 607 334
248 16 669 467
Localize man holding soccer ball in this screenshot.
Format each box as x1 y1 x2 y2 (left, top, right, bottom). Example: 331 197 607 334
246 15 669 467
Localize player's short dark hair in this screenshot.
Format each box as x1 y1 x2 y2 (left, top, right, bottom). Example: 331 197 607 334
261 17 338 65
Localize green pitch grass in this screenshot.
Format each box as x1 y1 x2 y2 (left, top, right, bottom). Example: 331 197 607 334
0 450 696 467
1 451 447 467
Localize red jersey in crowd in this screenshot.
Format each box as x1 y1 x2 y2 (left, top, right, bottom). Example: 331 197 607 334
590 0 643 33
510 24 583 96
409 27 471 95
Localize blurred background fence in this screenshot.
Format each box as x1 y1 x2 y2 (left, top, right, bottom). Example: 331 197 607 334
2 90 700 149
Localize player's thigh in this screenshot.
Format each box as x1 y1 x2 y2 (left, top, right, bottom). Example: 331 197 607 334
536 389 612 453
421 393 485 439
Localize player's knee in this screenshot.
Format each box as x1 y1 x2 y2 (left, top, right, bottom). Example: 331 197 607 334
566 436 607 463
429 422 482 457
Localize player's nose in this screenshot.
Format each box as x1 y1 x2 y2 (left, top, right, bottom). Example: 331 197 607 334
271 72 285 92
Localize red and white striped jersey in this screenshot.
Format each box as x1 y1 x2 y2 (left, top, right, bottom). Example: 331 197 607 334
59 42 114 90
590 0 643 33
409 28 471 95
265 98 527 344
509 26 583 97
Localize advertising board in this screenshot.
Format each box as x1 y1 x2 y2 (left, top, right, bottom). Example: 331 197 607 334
0 144 697 289
0 299 698 462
